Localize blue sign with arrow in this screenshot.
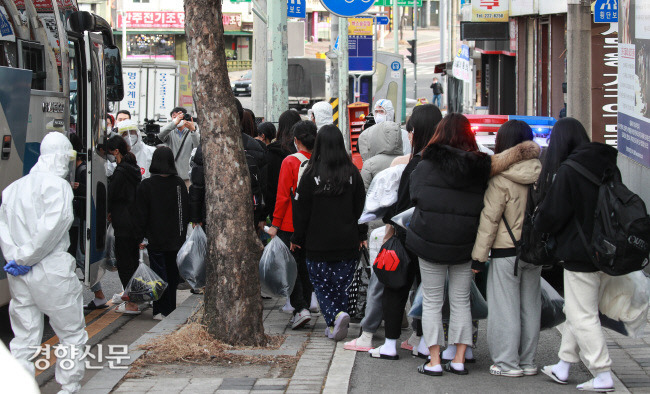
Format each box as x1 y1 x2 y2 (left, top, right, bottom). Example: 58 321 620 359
321 0 375 18
594 0 618 23
376 16 390 25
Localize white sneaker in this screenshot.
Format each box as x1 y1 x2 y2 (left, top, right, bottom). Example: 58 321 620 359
522 366 538 376
153 313 163 321
309 292 320 313
291 309 311 329
111 292 124 304
281 299 295 313
490 364 523 377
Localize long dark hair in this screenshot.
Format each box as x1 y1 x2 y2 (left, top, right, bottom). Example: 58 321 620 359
428 113 478 152
277 110 302 153
410 104 443 156
149 146 178 175
304 125 358 196
494 120 534 154
538 117 590 198
242 110 257 138
107 135 137 166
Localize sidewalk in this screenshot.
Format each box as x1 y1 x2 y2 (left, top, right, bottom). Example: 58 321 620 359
80 296 359 394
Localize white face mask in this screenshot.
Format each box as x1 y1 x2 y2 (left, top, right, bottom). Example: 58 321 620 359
107 154 116 163
375 114 387 124
294 141 299 151
178 120 186 129
128 134 138 147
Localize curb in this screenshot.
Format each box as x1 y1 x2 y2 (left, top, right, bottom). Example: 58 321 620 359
323 341 357 393
79 294 202 394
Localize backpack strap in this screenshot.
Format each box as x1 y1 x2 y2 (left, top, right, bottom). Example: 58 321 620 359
564 160 601 186
502 215 521 276
573 216 599 267
291 152 308 163
175 130 191 162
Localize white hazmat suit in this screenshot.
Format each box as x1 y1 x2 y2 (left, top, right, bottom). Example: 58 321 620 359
0 132 87 393
116 119 155 179
310 101 334 131
373 99 411 155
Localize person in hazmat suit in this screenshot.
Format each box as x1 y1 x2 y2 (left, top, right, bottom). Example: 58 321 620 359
117 119 155 179
372 99 411 156
0 131 87 394
308 101 334 131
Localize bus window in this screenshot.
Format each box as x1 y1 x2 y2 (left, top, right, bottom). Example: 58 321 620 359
17 40 46 90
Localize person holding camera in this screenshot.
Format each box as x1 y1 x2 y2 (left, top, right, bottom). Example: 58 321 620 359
159 107 200 187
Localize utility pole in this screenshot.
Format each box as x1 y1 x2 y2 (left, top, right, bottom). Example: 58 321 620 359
338 18 349 149
567 0 592 138
330 15 339 98
413 0 418 99
393 2 399 53
266 0 288 123
439 0 446 63
252 0 267 118
450 0 457 60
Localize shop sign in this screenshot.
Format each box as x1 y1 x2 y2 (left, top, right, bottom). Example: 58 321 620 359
591 22 618 146
13 0 77 12
452 44 471 82
222 13 242 31
117 12 186 29
374 0 423 7
509 19 517 53
471 0 509 22
618 0 650 167
0 6 16 42
594 0 618 23
288 0 306 18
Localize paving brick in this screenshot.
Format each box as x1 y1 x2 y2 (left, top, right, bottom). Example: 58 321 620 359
251 385 287 391
254 378 289 386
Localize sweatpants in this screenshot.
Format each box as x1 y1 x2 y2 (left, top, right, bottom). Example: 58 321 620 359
382 252 420 339
114 236 140 288
360 273 384 333
487 256 542 372
420 259 473 347
148 250 181 317
278 231 312 314
306 259 356 327
558 270 612 374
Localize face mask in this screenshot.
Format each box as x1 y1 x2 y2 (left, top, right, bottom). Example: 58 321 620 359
128 134 138 147
375 114 386 124
294 141 299 152
107 154 116 163
178 120 186 129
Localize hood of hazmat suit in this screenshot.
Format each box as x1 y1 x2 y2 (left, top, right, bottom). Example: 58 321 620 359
373 99 395 124
117 119 155 178
311 101 334 131
0 131 88 393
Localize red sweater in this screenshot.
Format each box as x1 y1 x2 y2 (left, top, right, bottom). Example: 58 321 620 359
272 151 311 232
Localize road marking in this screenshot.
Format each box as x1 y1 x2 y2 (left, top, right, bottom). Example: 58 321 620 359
33 303 124 377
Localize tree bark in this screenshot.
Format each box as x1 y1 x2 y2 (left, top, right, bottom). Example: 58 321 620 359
184 0 266 346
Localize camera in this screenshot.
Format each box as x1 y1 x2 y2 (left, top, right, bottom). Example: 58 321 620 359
142 118 162 146
183 113 199 123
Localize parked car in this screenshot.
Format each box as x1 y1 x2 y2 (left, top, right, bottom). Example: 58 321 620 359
233 70 252 96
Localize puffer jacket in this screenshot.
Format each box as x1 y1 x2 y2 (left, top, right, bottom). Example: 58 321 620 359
407 141 541 264
358 121 404 190
189 145 205 224
471 155 542 263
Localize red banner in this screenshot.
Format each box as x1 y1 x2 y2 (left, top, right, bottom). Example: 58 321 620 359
13 0 77 12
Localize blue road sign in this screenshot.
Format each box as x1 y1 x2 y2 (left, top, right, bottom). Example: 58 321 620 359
391 61 401 71
594 0 618 23
349 35 373 71
288 0 306 18
376 16 390 25
321 0 375 18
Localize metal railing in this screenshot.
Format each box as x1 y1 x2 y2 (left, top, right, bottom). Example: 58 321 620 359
227 60 252 71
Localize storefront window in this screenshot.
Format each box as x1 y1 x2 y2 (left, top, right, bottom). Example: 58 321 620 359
127 34 175 59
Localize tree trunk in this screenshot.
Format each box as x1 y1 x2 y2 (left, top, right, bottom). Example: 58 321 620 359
184 0 266 346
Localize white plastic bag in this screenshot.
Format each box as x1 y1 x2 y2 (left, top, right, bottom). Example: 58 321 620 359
368 226 386 264
103 224 118 272
123 259 168 303
176 226 207 289
259 237 297 297
359 164 406 224
599 271 650 338
391 207 415 230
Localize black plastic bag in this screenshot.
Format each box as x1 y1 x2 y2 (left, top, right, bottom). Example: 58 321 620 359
372 236 410 289
441 280 488 320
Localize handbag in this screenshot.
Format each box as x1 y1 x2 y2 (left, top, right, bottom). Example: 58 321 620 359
372 236 411 289
347 246 371 319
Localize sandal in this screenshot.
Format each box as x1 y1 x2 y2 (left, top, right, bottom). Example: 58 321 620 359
413 351 430 360
84 300 108 310
114 302 141 315
344 338 372 352
368 346 399 360
417 363 443 376
443 362 468 375
541 366 568 385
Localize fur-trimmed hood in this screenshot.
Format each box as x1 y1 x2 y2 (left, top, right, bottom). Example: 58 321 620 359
490 140 541 176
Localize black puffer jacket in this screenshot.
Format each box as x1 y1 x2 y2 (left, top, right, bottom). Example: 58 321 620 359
189 145 205 224
108 161 142 238
534 142 619 272
406 144 491 264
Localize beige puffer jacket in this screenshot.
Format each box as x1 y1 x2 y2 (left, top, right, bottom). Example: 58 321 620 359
471 157 542 262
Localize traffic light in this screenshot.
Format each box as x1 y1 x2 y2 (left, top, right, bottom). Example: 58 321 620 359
407 39 416 64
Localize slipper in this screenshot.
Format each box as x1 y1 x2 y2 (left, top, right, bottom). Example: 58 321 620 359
114 302 141 315
344 339 372 352
417 363 442 376
369 346 399 360
401 340 414 351
442 357 476 364
541 366 568 385
577 379 614 392
84 300 108 310
413 351 430 360
443 362 469 375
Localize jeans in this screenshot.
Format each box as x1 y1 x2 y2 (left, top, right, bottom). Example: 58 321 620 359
278 230 312 314
148 250 181 317
433 94 442 108
419 259 473 347
306 259 356 327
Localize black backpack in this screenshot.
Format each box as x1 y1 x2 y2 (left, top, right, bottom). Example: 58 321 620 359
502 184 558 276
564 160 650 276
